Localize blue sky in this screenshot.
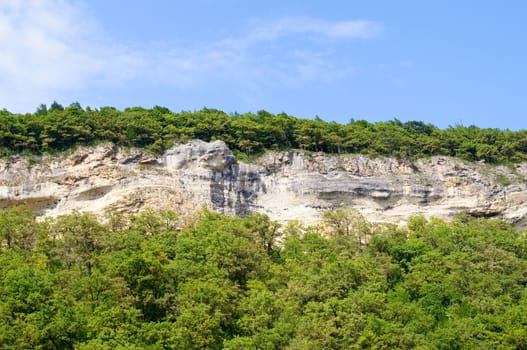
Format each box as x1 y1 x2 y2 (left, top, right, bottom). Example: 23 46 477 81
1 1 526 129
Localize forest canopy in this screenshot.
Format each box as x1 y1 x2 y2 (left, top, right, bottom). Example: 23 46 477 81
1 102 527 163
1 207 527 349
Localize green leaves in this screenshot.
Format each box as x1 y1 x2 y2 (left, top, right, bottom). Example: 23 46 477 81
1 207 527 348
2 104 527 162
0 206 38 250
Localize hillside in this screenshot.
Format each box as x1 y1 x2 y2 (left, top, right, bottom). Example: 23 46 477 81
2 105 527 348
2 140 527 227
1 206 527 349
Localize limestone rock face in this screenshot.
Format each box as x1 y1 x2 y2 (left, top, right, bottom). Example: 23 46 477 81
1 141 527 227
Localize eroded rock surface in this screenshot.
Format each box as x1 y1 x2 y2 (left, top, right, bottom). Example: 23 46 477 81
1 141 527 227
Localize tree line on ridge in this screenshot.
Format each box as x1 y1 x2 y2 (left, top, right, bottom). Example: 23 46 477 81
1 102 527 163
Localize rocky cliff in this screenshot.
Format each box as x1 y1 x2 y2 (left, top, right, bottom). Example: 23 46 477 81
1 140 527 227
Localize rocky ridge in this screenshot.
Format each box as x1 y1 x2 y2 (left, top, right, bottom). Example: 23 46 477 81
1 140 527 227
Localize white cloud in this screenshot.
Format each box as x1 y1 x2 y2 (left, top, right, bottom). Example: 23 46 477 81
0 0 143 111
325 20 383 39
0 0 382 112
247 17 383 42
145 17 381 94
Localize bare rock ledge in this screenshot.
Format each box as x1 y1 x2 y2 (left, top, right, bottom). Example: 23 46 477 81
1 140 527 227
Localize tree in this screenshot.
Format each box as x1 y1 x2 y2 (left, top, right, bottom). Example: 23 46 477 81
244 213 280 256
322 206 371 249
50 212 106 276
0 206 38 249
49 101 64 112
36 103 48 115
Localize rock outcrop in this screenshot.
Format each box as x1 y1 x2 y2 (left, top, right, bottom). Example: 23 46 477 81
1 140 527 227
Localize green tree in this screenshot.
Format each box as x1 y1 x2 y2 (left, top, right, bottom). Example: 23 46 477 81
50 212 107 276
322 206 371 250
0 206 38 249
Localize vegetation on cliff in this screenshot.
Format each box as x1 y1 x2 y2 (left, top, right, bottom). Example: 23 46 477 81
1 102 527 162
1 206 527 349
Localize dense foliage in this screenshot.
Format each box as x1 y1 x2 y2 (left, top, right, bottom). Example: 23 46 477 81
1 206 527 349
1 102 527 162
